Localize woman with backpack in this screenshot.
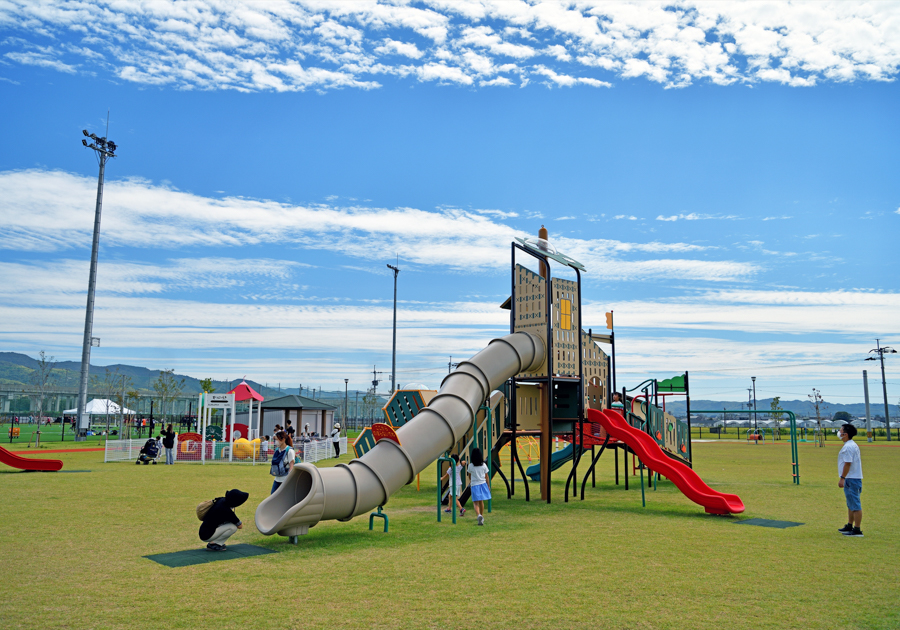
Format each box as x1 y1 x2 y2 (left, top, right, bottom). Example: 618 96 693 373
198 489 248 551
269 430 295 494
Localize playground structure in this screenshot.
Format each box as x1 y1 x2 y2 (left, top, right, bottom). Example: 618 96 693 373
255 228 749 542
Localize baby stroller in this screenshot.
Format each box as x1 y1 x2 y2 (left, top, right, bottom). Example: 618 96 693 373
136 438 160 464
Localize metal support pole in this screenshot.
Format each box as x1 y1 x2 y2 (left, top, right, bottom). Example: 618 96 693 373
387 263 400 394
877 340 892 441
75 154 107 441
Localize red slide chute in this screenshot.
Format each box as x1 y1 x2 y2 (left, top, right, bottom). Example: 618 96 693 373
590 408 743 514
0 445 63 471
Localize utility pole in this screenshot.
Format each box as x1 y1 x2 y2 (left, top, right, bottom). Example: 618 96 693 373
386 262 400 394
863 370 872 442
448 356 460 374
866 339 896 441
75 124 117 441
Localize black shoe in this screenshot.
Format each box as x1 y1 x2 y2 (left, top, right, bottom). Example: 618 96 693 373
838 523 853 533
206 543 219 550
844 527 863 537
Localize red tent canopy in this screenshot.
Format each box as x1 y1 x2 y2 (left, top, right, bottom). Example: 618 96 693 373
228 381 264 402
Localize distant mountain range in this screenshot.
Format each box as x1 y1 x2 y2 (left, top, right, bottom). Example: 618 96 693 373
0 352 372 403
664 398 898 420
3 352 892 419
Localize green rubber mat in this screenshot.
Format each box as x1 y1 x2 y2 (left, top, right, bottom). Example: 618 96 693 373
735 518 804 529
145 544 278 567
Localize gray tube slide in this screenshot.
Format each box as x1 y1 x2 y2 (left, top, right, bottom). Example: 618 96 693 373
255 332 545 537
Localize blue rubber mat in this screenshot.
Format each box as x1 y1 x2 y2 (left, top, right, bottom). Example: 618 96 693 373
144 544 277 567
735 518 804 529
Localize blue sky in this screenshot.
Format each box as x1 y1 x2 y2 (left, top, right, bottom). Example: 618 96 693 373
0 1 898 406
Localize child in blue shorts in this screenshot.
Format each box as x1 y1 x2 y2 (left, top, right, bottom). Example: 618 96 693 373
467 448 491 526
837 424 863 537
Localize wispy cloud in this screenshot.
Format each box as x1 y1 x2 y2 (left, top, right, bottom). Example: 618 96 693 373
614 215 638 221
656 213 739 222
0 169 758 283
0 1 897 91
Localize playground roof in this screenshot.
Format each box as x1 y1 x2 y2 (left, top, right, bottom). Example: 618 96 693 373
261 394 336 411
228 381 264 402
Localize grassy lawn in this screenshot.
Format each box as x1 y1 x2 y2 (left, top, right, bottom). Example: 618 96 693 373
1 439 897 629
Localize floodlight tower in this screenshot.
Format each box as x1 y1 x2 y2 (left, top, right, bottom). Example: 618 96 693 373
74 129 117 440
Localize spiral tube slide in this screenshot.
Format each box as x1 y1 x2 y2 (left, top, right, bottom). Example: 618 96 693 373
255 332 545 537
591 408 744 515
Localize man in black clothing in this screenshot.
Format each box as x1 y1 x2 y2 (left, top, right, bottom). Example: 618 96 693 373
285 420 296 439
199 489 248 551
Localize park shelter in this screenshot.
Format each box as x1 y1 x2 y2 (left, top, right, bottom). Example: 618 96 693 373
260 394 336 438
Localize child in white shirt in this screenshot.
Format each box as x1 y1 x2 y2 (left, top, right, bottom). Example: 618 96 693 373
467 448 491 526
440 453 466 516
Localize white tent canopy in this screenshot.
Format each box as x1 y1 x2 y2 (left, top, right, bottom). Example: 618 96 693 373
63 399 135 415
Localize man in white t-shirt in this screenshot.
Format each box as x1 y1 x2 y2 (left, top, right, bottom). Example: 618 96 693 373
837 424 863 537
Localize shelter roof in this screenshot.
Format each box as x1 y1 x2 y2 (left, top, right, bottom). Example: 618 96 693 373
261 394 336 411
228 381 264 402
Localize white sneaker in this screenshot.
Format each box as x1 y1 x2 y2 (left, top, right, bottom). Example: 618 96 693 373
477 515 484 526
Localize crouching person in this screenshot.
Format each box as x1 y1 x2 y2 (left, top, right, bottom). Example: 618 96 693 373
199 489 248 551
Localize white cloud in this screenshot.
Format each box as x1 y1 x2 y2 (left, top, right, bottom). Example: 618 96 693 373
5 51 77 73
0 169 758 283
0 1 896 91
586 288 900 336
374 38 423 59
532 64 611 88
656 213 739 221
416 62 473 85
614 215 638 221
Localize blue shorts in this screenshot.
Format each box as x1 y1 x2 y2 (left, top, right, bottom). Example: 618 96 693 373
471 482 491 502
843 478 862 511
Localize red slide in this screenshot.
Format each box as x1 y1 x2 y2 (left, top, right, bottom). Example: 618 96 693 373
590 409 743 514
0 445 63 472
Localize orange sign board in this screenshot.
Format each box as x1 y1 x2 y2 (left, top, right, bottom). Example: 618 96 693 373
371 423 401 446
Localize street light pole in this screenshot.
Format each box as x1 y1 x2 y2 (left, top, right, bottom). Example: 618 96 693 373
75 128 117 441
747 389 752 435
386 263 400 395
344 378 349 433
751 376 758 436
867 339 896 441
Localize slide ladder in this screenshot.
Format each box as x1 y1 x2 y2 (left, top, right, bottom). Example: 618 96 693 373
591 409 743 514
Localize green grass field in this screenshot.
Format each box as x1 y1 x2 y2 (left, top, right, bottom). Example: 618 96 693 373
1 439 897 629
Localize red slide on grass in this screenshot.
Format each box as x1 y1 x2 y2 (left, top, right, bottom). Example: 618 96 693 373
0 444 63 471
590 408 744 514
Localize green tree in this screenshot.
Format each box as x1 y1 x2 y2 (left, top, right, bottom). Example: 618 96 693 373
769 396 784 438
808 388 827 447
199 378 216 394
152 369 186 425
833 411 851 422
29 350 56 422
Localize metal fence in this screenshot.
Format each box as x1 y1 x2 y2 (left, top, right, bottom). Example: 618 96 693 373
104 436 348 464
